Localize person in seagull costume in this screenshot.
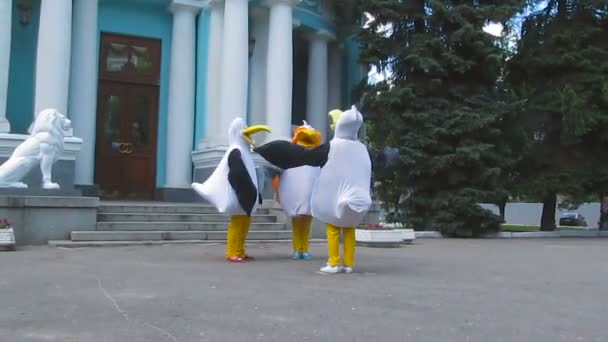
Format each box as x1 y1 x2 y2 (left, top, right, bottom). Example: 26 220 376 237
192 117 270 263
271 121 322 260
255 105 372 273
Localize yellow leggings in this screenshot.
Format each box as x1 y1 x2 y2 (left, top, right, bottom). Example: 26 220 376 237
226 215 251 258
327 224 356 267
292 215 313 253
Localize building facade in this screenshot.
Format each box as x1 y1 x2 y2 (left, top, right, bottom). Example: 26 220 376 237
1 0 364 200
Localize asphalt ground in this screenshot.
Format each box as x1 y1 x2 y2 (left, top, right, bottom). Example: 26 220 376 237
1 239 607 342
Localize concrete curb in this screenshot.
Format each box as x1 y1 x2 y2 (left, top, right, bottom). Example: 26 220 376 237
415 231 443 238
415 231 608 239
0 195 98 208
356 241 414 248
49 239 329 248
49 231 608 248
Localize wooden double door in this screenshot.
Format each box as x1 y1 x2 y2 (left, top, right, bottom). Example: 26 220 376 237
95 33 161 199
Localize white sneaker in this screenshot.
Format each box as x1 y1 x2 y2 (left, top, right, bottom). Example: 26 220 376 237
320 263 342 274
343 267 353 274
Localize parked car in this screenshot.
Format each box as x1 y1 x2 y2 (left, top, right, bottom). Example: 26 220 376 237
559 212 587 227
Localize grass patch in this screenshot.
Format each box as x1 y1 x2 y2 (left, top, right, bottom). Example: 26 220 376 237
500 224 540 232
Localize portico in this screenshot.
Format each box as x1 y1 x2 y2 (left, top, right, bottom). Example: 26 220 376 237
2 0 363 200
192 0 347 187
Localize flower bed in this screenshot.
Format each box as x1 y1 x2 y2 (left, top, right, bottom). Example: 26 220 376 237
355 222 415 247
0 218 16 251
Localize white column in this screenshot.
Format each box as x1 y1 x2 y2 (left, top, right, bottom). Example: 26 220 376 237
0 0 12 132
218 0 249 145
34 0 72 124
328 44 343 111
305 31 333 142
265 0 295 141
165 1 202 188
200 0 224 148
247 7 269 134
69 0 99 185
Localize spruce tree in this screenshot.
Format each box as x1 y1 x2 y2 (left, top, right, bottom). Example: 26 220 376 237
506 0 608 230
358 0 523 237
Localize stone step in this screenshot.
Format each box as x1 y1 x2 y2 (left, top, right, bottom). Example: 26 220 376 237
71 230 292 242
98 202 272 215
96 222 287 231
97 213 278 223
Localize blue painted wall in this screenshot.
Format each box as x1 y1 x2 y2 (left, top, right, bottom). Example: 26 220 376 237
298 0 322 13
291 34 308 125
194 10 210 145
98 0 172 187
293 7 336 35
7 0 40 134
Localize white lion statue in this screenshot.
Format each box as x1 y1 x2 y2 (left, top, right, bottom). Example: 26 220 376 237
0 108 72 189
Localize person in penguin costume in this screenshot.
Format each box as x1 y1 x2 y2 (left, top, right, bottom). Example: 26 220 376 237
254 105 372 274
191 117 271 263
270 121 322 260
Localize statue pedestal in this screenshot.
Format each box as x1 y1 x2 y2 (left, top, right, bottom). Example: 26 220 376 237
0 195 98 245
0 118 10 134
192 145 282 201
0 133 82 159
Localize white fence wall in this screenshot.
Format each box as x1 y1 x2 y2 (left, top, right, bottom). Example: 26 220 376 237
479 203 600 227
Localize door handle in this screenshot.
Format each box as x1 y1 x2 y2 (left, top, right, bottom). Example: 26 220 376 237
118 143 134 154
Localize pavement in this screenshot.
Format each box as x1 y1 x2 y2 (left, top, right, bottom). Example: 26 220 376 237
0 239 607 342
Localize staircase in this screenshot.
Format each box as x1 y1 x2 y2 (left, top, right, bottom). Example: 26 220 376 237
69 201 290 244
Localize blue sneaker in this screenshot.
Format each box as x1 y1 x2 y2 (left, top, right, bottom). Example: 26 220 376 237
300 252 312 260
291 252 301 260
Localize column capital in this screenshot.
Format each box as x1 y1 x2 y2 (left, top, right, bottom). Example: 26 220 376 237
169 0 205 14
304 29 336 42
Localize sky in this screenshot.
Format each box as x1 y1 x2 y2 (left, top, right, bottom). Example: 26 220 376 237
483 22 504 37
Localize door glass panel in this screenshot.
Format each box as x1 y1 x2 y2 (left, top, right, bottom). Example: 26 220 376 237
131 46 153 74
106 43 129 72
105 43 153 75
131 95 149 146
104 95 121 144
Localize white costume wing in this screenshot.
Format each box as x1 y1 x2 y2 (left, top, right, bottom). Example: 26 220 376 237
192 148 241 215
311 140 372 227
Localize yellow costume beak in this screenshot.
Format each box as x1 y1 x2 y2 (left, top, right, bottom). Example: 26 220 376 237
328 109 343 131
241 125 271 146
292 126 322 148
